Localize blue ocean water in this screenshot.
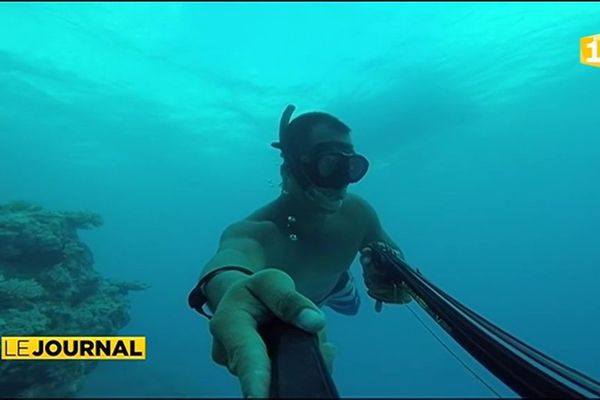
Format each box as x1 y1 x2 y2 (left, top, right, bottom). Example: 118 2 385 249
1 2 599 397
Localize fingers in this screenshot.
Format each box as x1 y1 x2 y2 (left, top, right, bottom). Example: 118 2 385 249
369 284 413 304
360 246 389 277
211 337 228 367
233 330 271 398
248 269 326 333
316 328 336 374
209 268 329 398
210 310 270 398
360 247 372 266
320 342 337 374
362 243 411 307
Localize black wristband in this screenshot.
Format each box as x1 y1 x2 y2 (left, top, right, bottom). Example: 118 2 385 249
187 266 255 319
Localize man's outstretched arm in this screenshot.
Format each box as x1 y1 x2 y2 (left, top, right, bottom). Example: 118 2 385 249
198 221 267 313
189 221 331 398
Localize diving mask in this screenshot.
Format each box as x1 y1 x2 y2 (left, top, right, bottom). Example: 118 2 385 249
299 142 369 189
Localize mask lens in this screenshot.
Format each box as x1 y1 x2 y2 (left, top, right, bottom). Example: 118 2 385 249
348 155 369 181
309 149 369 188
315 153 369 186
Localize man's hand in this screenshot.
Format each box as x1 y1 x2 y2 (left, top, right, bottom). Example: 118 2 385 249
360 243 413 312
208 268 335 398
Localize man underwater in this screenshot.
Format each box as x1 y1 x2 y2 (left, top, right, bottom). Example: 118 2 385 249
188 104 412 398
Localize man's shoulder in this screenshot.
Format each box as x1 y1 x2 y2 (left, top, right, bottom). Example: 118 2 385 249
223 219 277 240
343 192 378 223
222 205 279 243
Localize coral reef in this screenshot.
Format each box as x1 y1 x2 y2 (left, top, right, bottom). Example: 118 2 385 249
0 201 148 398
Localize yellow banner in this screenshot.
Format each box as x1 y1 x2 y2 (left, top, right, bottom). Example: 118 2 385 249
580 34 600 68
1 336 146 360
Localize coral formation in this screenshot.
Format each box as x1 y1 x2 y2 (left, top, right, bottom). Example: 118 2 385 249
0 201 148 397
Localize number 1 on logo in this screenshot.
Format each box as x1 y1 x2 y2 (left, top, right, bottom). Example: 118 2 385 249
580 34 600 67
586 38 600 62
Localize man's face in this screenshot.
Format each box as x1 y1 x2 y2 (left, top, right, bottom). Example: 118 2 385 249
301 124 356 213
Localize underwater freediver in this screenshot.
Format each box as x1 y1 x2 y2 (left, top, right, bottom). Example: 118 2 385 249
188 104 413 398
187 104 600 399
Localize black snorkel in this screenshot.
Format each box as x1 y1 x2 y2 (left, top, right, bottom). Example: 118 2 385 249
273 104 316 191
278 104 296 141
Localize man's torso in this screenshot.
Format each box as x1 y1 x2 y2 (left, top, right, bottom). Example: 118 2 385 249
243 193 369 304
